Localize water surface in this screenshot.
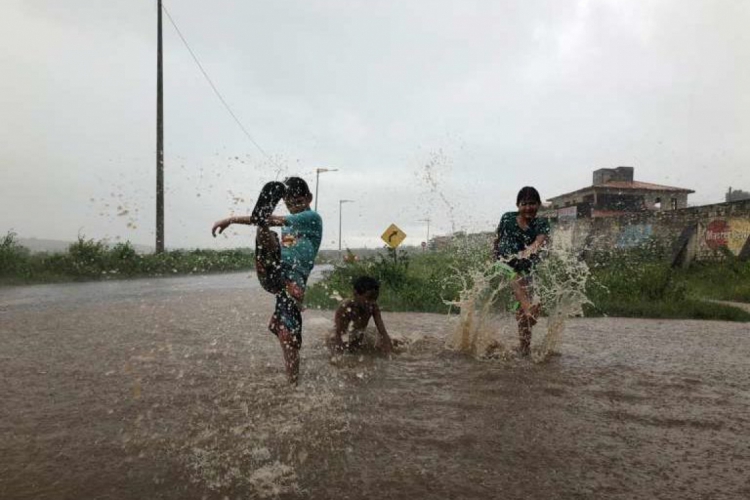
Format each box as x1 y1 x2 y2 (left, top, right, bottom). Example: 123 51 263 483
1 276 748 499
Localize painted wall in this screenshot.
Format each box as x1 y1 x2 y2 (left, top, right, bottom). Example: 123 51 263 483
551 200 750 262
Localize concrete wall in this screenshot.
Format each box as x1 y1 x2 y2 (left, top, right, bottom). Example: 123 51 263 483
551 189 689 211
550 200 750 264
726 189 750 202
642 191 690 211
593 166 634 185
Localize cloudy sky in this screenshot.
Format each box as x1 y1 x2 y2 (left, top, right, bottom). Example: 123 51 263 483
2 0 748 250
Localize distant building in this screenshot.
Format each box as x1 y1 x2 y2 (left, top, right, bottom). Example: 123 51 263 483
726 187 750 203
546 166 694 219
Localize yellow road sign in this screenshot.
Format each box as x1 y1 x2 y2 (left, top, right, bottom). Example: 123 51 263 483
381 223 407 249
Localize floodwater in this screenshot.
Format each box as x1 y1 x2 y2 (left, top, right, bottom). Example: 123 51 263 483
1 273 749 499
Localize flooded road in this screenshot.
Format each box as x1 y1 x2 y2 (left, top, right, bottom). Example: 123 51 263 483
1 273 749 499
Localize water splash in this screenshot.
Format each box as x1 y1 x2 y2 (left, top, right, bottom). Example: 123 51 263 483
531 245 591 362
416 149 458 235
444 263 513 357
444 239 590 363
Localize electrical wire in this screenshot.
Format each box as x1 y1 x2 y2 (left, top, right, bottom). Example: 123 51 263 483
162 3 275 164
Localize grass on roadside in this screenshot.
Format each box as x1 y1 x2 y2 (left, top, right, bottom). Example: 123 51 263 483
4 229 749 322
0 231 254 285
308 242 750 323
582 249 750 321
584 297 750 322
673 259 750 303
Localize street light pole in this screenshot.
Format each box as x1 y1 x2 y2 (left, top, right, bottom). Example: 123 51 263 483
418 218 431 247
314 167 338 212
339 199 354 257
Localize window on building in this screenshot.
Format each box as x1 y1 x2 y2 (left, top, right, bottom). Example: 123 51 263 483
671 198 677 210
654 197 661 210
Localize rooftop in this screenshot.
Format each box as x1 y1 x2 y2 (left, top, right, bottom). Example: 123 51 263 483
548 179 695 201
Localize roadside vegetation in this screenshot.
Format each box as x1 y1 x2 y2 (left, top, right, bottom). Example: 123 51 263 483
674 259 750 303
305 244 486 313
3 230 748 322
583 247 750 321
0 231 253 285
306 238 750 322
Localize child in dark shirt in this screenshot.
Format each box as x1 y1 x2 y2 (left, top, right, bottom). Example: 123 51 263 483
492 186 550 356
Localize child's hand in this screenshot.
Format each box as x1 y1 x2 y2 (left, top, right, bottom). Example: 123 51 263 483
331 337 346 354
519 247 538 260
381 338 393 356
211 219 231 237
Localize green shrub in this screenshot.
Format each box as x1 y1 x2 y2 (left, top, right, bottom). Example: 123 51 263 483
63 236 110 278
308 240 749 322
674 259 750 303
0 232 255 284
306 246 465 313
0 231 31 277
583 249 749 321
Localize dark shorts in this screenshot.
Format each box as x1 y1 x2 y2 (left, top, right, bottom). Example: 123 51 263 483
256 231 303 348
506 256 538 275
494 260 535 313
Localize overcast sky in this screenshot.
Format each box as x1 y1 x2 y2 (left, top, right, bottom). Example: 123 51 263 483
2 0 748 250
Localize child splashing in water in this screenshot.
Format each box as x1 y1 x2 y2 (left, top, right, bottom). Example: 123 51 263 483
492 186 550 356
330 276 393 356
212 177 322 384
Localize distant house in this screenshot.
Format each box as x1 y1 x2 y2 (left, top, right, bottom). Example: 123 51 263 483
726 187 750 203
546 166 694 219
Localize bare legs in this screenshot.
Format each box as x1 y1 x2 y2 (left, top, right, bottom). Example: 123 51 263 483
276 328 300 385
511 276 540 356
257 225 301 385
256 225 280 266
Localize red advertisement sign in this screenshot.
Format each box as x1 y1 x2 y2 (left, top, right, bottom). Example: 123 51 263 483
704 219 730 249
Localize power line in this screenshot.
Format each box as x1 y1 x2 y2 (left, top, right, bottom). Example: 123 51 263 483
161 3 274 162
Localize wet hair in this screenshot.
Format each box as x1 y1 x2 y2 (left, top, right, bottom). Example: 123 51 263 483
516 186 541 205
283 176 311 198
353 275 380 295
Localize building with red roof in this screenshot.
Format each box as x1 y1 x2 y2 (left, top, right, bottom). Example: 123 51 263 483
547 166 694 219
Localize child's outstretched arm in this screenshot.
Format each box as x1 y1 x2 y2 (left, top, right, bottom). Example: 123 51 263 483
371 305 393 355
212 215 286 237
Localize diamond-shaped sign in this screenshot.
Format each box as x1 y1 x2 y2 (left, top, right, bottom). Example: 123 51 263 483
381 223 407 249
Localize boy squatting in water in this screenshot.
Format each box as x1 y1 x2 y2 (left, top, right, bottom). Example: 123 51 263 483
330 276 394 356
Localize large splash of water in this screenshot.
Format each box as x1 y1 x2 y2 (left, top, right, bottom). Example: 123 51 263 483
445 236 590 363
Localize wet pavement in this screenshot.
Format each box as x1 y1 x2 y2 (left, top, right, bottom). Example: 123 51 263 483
1 274 749 499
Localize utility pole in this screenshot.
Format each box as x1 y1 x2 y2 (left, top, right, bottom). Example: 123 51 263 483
338 199 354 258
314 167 338 212
418 218 431 244
155 0 165 253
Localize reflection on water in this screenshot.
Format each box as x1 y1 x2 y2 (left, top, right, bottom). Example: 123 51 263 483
0 266 332 311
1 280 749 499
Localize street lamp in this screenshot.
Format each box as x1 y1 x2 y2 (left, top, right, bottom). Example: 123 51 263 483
418 218 431 249
314 167 338 211
339 199 354 255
